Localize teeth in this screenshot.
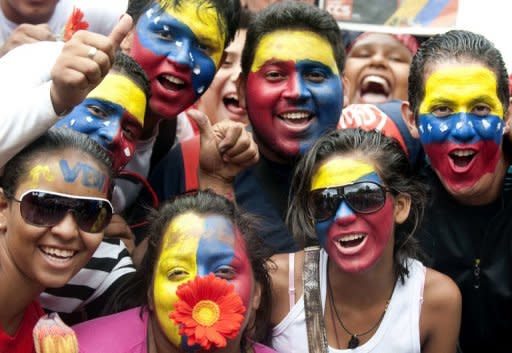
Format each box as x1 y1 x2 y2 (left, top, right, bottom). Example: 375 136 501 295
452 150 475 157
339 234 365 243
280 112 310 120
225 94 238 100
162 75 184 85
40 246 75 258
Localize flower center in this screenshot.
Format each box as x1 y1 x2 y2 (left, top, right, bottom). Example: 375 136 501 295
192 300 220 327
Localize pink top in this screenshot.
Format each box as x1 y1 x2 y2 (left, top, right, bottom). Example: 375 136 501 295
73 307 279 353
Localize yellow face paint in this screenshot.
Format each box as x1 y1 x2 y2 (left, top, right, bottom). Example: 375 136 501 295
161 0 226 67
250 30 339 74
153 212 202 347
311 158 375 190
419 65 504 117
87 73 146 126
28 165 55 189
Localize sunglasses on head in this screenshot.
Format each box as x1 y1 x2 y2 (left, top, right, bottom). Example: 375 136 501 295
310 181 392 222
11 189 114 233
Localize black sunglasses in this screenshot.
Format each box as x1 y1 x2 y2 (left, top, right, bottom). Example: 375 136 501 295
11 189 114 233
310 181 392 222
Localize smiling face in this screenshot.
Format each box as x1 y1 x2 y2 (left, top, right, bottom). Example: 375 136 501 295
345 33 412 105
55 73 145 173
0 150 109 290
151 212 253 348
131 0 226 119
197 29 248 125
416 63 508 202
245 30 343 161
311 157 395 273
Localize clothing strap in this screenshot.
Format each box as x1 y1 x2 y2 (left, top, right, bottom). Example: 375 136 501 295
288 252 295 311
181 135 200 192
303 246 329 353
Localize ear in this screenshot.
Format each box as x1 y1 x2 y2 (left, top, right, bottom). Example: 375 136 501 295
504 97 512 135
342 74 350 108
121 28 135 55
0 188 9 233
401 101 419 139
393 192 412 225
236 73 247 110
251 282 262 312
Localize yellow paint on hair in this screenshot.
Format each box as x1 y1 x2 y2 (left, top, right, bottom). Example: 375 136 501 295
87 73 146 125
311 158 374 190
250 30 339 74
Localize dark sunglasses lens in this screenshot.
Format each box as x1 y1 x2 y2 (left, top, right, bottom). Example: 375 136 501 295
75 200 113 233
344 182 386 213
311 188 340 221
20 191 112 232
20 191 68 227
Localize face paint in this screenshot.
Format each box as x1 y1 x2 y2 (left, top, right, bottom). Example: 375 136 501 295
312 158 394 273
152 212 253 348
418 65 505 191
131 0 225 118
59 160 108 193
28 165 55 189
56 74 145 173
246 30 343 160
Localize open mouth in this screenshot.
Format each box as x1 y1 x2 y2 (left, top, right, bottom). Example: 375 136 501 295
359 75 390 104
337 233 367 248
158 74 186 91
223 93 245 115
449 149 477 169
39 246 77 262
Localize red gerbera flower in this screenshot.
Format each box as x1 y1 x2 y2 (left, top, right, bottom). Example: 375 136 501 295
63 7 89 41
169 273 246 350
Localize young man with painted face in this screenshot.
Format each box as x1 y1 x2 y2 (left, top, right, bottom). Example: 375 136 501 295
55 51 150 174
148 1 347 253
402 30 512 353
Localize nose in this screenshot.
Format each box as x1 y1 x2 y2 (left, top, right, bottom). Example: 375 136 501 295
282 72 310 101
51 212 80 241
368 51 387 69
334 201 357 226
96 120 120 149
451 113 476 142
169 39 193 67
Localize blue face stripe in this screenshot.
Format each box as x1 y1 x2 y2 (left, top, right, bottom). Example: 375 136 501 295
295 60 343 154
136 3 216 97
418 112 504 145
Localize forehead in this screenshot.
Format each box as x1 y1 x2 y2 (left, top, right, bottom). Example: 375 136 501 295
311 157 377 190
86 73 146 125
158 0 225 45
351 33 403 50
161 212 236 250
251 30 338 74
420 63 503 113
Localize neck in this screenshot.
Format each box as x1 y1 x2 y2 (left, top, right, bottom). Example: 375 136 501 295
0 239 43 335
141 111 177 141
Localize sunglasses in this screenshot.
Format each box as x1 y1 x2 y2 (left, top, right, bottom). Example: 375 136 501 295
11 189 114 233
310 181 391 222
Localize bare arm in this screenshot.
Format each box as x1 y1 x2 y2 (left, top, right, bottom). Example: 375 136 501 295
420 268 462 353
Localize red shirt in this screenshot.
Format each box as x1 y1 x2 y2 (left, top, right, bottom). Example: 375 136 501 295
0 301 44 353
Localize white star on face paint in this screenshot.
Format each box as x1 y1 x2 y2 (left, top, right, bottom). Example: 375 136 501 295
145 8 154 18
86 116 93 123
176 41 183 47
124 147 131 157
193 66 201 75
419 125 424 133
455 121 464 130
163 25 169 31
197 86 204 94
70 119 76 126
440 122 448 132
482 119 491 129
153 16 160 24
103 121 111 127
427 123 432 132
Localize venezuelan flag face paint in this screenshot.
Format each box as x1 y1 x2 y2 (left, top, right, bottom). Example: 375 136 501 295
56 73 146 173
311 158 394 273
152 213 253 348
417 64 506 193
246 30 343 160
131 0 225 118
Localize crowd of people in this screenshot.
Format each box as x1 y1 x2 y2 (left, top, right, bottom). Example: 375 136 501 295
0 1 510 353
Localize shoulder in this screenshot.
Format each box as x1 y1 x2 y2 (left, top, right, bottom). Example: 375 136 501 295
252 341 280 353
423 268 461 313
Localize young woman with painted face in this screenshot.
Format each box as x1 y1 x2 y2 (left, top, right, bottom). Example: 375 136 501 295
72 190 277 353
270 129 461 352
0 128 114 353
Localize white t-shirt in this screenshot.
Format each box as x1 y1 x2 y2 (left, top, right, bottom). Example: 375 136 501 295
0 0 128 46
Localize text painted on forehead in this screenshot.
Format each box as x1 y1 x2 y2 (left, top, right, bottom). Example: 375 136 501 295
250 30 339 74
419 65 503 117
311 158 375 190
155 0 225 66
